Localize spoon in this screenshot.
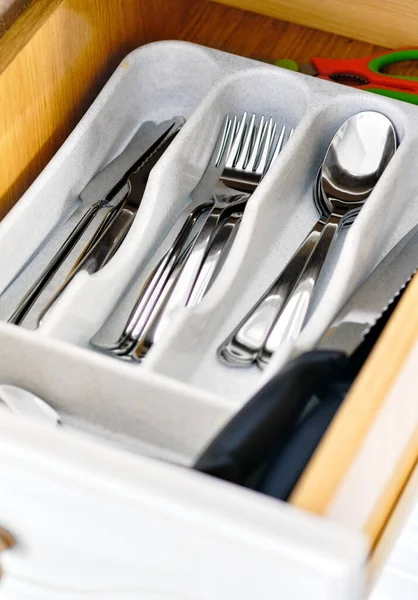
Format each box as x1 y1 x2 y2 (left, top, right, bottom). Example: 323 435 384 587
217 164 354 368
217 194 329 367
258 111 397 368
0 385 61 426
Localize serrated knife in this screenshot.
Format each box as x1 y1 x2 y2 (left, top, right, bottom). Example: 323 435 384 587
194 222 418 487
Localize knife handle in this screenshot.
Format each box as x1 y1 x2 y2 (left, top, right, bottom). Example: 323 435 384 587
254 382 350 500
193 349 347 485
7 203 102 325
37 205 134 326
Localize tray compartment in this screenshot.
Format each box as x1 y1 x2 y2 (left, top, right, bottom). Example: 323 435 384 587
32 65 309 347
0 41 224 325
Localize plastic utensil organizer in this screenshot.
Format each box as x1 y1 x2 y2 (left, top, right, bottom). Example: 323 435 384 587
1 41 417 599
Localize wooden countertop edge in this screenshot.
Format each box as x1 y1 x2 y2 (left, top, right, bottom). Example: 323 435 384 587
0 0 64 74
213 0 417 48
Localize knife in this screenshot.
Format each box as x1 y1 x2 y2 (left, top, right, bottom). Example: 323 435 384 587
253 277 409 501
37 117 184 325
6 117 184 326
194 221 418 486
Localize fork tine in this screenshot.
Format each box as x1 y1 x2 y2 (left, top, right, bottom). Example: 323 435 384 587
267 124 287 170
214 116 233 168
225 112 247 169
245 115 265 171
234 113 256 170
254 117 276 176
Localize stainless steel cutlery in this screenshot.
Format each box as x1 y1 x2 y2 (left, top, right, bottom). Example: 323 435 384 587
92 114 240 355
92 112 291 360
37 118 184 325
6 117 184 327
257 112 396 367
195 214 418 494
2 108 399 374
219 111 397 369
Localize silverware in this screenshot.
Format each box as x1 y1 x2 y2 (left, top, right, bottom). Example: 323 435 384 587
195 215 418 491
187 128 294 310
217 164 355 367
258 111 397 367
129 113 290 361
218 165 328 367
182 115 287 309
187 206 244 308
37 117 184 325
6 118 184 326
91 115 238 354
218 111 397 369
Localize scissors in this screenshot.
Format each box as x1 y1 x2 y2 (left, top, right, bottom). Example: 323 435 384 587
275 48 418 105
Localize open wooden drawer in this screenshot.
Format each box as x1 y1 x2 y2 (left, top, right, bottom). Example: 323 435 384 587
1 1 418 598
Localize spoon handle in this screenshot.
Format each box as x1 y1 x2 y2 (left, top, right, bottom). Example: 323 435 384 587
258 213 341 368
217 218 326 367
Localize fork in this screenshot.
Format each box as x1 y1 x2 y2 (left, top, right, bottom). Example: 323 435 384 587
128 113 289 361
91 115 237 354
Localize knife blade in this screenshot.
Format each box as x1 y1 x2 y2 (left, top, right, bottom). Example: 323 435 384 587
37 117 184 325
194 221 418 485
4 118 184 327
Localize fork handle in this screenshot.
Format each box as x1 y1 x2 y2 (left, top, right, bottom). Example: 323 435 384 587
177 205 226 307
258 213 341 368
128 207 228 359
92 200 212 354
187 211 243 308
217 218 325 367
175 198 247 310
113 208 206 354
131 200 247 359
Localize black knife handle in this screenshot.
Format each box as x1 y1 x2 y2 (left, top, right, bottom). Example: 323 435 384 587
254 381 350 500
194 349 348 485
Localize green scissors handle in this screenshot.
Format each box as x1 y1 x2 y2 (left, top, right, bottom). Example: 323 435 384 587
368 49 418 81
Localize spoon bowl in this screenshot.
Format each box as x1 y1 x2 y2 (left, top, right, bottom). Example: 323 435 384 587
321 111 397 207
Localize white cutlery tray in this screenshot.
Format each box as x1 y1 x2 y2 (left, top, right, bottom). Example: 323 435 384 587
1 40 418 598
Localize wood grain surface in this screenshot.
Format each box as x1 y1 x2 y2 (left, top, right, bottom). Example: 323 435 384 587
214 0 418 49
0 0 31 33
0 0 401 218
0 0 64 71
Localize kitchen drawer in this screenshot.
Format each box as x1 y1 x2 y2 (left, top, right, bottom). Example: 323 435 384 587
1 1 418 598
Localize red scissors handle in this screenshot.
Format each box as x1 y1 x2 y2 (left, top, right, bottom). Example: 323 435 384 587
312 48 418 93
